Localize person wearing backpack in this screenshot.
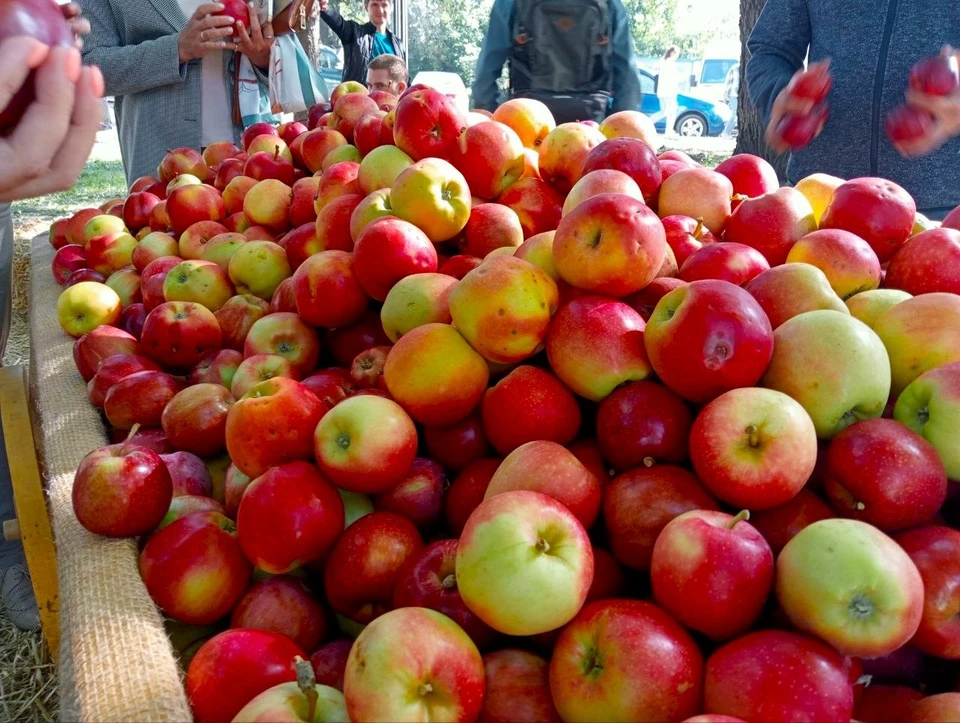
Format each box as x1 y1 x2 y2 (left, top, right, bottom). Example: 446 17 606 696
471 0 642 123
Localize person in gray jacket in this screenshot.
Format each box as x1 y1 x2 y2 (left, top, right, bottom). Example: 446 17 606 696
746 0 960 220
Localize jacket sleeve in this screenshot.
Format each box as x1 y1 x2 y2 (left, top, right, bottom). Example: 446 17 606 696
609 0 641 112
745 0 811 124
320 6 354 44
472 0 514 111
81 0 187 97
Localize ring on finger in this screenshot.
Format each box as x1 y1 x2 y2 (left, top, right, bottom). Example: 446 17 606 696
200 29 207 41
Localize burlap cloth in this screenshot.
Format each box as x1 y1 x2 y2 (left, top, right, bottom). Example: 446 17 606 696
29 235 191 722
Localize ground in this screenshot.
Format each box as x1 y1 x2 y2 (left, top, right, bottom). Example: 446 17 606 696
0 127 733 722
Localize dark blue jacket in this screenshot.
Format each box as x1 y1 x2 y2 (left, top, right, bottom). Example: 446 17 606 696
320 8 405 85
747 0 960 219
472 0 641 113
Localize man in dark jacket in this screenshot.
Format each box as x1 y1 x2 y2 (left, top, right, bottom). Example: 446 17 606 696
747 0 960 220
319 0 406 85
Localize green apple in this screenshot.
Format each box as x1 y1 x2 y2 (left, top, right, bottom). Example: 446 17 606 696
358 145 413 195
777 518 923 658
338 489 374 528
895 362 960 479
228 240 292 300
380 272 456 342
845 288 912 329
455 489 593 636
745 262 848 329
762 310 890 439
390 158 471 243
82 214 128 245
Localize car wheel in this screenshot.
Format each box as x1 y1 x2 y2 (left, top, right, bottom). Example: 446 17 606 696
676 113 707 138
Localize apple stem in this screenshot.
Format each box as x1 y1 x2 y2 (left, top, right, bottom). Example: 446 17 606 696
418 682 434 697
440 573 457 590
642 457 655 468
535 537 551 554
745 425 761 448
693 217 705 240
294 656 318 721
118 423 141 456
273 146 281 161
728 509 751 529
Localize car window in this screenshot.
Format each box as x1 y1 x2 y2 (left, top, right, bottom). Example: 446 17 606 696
701 59 736 84
640 72 655 95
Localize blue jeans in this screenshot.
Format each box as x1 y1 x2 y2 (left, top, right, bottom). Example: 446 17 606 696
0 202 20 568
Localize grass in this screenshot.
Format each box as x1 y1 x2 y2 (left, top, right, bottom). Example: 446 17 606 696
0 158 126 722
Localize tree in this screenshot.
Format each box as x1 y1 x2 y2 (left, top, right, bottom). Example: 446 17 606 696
734 0 788 178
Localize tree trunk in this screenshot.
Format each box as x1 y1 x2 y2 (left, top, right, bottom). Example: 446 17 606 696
294 2 321 121
734 0 789 180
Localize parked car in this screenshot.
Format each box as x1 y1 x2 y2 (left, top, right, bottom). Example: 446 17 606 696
638 68 731 137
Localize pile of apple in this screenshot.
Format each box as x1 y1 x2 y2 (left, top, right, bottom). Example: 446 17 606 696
49 74 960 723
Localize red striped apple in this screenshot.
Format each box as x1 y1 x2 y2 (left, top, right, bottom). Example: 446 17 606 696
393 88 467 161
537 122 605 195
786 228 882 299
723 187 816 265
498 177 564 239
658 168 733 234
450 120 525 200
562 169 643 217
581 137 662 204
73 325 139 382
885 227 960 295
140 300 222 369
679 241 770 286
745 262 848 328
715 153 779 198
161 383 233 457
820 177 916 262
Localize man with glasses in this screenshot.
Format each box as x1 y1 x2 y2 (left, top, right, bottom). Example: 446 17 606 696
366 53 407 95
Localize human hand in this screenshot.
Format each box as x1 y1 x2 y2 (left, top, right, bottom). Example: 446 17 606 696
178 3 238 63
0 39 103 202
318 0 328 13
897 46 960 157
236 3 274 69
766 60 831 153
60 3 91 48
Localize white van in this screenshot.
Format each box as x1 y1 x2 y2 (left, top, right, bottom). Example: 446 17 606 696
689 41 740 104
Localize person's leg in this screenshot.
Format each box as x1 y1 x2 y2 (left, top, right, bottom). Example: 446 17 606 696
664 99 678 136
723 99 738 137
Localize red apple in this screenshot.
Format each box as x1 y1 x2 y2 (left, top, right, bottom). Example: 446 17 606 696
103 369 183 430
118 302 147 339
374 457 446 530
549 600 703 722
821 177 917 263
498 177 564 239
679 242 770 286
157 147 210 184
480 649 560 722
325 309 391 366
895 526 960 660
885 228 960 295
323 511 422 623
140 300 223 369
438 254 483 279
537 122 606 195
723 187 817 266
243 312 321 377
288 176 322 228
230 576 326 657
749 488 835 554
661 215 718 266
652 509 774 640
87 353 160 408
825 418 947 532
714 154 779 199
293 250 369 329
225 377 328 479
140 511 251 625
242 123 278 150
854 685 924 723
704 630 854 721
328 92 379 143
188 349 243 390
902 694 960 723
157 495 225 531
72 432 173 537
450 120 525 199
312 194 362 257
166 184 226 237
237 460 344 574
353 110 387 156
392 539 495 648
160 450 213 497
310 639 352 691
72 325 139 381
214 293 269 351
52 244 87 284
580 137 662 204
658 168 734 235
122 192 162 233
445 458 500 536
423 413 490 473
644 279 774 404
299 128 348 174
603 464 719 570
353 217 438 301
461 203 524 258
185 628 303 723
393 88 467 161
161 383 234 457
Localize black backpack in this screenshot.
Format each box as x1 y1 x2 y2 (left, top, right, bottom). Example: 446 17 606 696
508 0 614 123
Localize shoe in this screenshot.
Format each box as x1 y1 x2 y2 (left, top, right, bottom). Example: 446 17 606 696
0 563 40 631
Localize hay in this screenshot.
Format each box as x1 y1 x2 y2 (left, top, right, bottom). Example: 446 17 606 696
0 596 57 722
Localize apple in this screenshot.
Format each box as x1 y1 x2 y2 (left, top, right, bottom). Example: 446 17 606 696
122 192 162 233
895 362 960 480
820 178 916 263
498 177 564 239
64 208 100 246
243 312 321 377
227 239 291 300
237 460 343 574
299 128 348 174
902 694 960 723
131 232 178 271
777 518 924 657
786 228 882 299
874 293 960 397
824 419 946 531
348 189 393 242
450 120 525 200
723 187 816 266
325 309 390 366
562 171 642 220
87 353 160 408
72 325 139 382
444 458 500 536
379 273 456 343
322 511 422 623
230 353 298 399
549 599 703 722
223 176 259 217
390 158 471 243
140 300 222 369
292 250 369 329
604 464 719 570
393 87 467 160
49 218 70 250
456 490 593 635
715 154 779 198
746 488 833 555
52 244 87 285
652 509 774 639
157 146 210 184
537 122 606 195
102 369 181 430
72 431 173 537
310 640 352 692
226 377 327 479
596 380 692 470
886 228 960 295
157 495 225 531
102 267 141 308
679 242 770 286
82 214 127 246
353 144 410 197
422 414 489 475
599 109 657 146
704 630 854 721
853 685 925 723
328 92 379 143
745 263 848 328
895 526 960 659
438 254 483 279
353 217 438 301
140 511 251 625
484 440 601 528
491 98 555 149
208 295 266 353
460 204 524 259
348 345 389 391
56 281 122 337
165 184 225 237
481 649 560 723
776 105 829 150
481 365 580 456
232 675 346 723
846 288 912 329
185 629 304 723
343 607 483 721
382 323 489 426
199 232 247 272
313 394 417 494
374 457 446 531
161 450 213 497
658 168 734 234
158 259 233 313
246 133 293 164
241 122 279 150
160 383 233 458
353 110 387 155
644 280 772 404
580 137 662 205
763 310 891 438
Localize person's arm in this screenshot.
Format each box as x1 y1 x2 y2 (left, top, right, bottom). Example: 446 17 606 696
472 0 513 111
609 0 641 112
82 0 234 97
745 0 811 124
318 0 353 43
